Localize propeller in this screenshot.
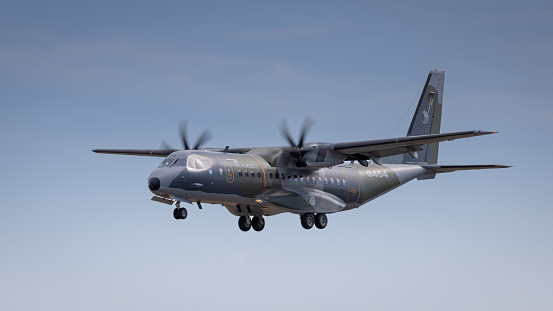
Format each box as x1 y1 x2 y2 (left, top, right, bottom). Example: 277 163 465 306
160 120 213 150
179 120 213 150
279 117 315 167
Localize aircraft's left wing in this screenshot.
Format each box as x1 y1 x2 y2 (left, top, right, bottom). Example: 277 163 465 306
331 130 495 159
92 149 178 157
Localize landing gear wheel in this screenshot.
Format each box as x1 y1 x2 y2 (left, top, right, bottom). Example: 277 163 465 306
173 207 180 219
301 213 315 229
173 207 187 220
315 213 327 229
252 216 265 232
238 216 252 232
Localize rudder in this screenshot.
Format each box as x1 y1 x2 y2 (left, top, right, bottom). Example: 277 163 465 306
402 69 445 164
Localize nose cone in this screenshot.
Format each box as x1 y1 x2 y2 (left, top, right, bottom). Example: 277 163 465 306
148 177 161 191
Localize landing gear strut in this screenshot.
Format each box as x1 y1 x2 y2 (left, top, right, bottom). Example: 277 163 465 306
173 202 187 220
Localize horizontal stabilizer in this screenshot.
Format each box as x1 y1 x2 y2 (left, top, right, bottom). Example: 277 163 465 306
421 164 511 174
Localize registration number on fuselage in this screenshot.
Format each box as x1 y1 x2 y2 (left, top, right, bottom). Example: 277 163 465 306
366 170 389 178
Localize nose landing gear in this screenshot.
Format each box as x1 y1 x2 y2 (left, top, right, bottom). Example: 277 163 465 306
173 202 188 220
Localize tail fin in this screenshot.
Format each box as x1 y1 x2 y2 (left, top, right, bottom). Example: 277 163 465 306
402 69 445 164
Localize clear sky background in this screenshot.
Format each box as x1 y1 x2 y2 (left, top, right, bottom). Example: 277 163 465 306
1 1 552 310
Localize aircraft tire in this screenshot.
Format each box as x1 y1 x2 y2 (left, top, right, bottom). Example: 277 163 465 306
252 216 265 232
315 213 327 229
173 207 181 220
178 207 188 220
301 213 315 229
238 216 251 232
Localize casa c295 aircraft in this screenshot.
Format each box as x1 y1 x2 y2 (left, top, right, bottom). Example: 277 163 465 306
93 70 509 232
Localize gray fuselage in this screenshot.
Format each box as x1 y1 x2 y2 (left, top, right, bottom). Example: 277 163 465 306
149 150 427 217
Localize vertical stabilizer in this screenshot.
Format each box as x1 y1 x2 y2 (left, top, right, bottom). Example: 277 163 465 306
402 70 445 164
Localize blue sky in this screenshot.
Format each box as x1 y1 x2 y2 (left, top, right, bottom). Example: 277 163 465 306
1 1 552 310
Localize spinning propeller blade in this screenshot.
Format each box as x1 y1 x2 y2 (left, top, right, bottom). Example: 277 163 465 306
164 120 214 150
279 117 316 167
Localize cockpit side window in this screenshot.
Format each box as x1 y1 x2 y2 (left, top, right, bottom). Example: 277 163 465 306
158 158 175 168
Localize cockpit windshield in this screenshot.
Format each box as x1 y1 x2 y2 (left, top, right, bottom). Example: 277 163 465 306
158 157 186 168
187 156 206 170
172 158 187 167
158 158 171 167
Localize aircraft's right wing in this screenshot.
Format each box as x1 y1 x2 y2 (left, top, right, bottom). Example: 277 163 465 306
331 130 496 159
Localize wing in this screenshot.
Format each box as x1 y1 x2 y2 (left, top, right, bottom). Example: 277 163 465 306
332 130 496 160
93 130 495 161
92 149 178 157
92 147 256 157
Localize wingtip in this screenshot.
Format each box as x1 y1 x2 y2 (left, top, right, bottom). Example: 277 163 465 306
474 130 498 135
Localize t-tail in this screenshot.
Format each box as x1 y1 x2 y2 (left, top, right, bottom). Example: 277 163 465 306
403 69 445 164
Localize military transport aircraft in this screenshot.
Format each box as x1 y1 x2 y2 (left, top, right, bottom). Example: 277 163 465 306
93 70 509 232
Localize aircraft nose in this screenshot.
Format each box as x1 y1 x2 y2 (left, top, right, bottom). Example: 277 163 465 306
148 177 161 191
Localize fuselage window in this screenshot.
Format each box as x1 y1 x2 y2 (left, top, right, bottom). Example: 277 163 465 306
306 176 310 183
281 174 285 180
245 171 249 177
257 172 261 178
294 175 298 181
318 177 323 184
269 172 274 179
288 174 292 180
300 176 304 182
312 177 316 183
250 171 254 177
330 178 334 185
220 168 224 175
337 179 340 185
238 170 242 176
209 170 213 175
324 178 328 184
342 179 346 185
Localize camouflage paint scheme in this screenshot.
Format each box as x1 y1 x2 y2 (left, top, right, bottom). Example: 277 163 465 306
94 70 509 230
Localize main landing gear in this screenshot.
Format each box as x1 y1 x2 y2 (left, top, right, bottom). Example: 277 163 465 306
173 202 188 220
238 215 265 232
301 213 327 229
